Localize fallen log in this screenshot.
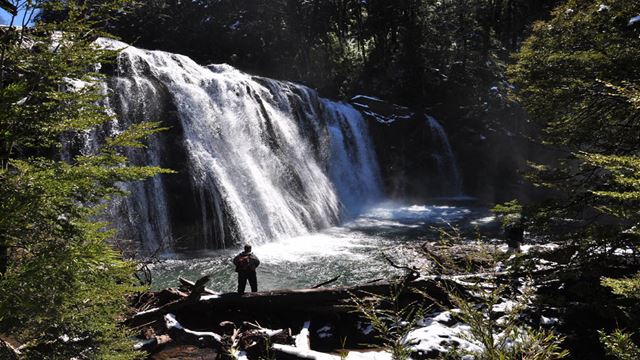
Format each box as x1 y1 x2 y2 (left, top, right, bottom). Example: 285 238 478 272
192 278 453 310
179 276 219 296
133 334 173 353
128 278 459 329
127 278 216 328
164 313 223 349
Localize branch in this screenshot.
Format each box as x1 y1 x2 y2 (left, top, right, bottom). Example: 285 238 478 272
311 275 341 289
382 252 420 281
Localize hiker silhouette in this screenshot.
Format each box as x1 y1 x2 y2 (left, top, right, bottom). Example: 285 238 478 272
232 244 260 293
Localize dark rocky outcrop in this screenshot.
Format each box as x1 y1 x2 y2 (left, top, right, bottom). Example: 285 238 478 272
351 95 461 200
351 94 542 204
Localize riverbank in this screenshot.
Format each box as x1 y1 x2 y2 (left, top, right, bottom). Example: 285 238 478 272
130 241 580 359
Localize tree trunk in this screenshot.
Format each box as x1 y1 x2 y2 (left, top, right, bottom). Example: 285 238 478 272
0 241 7 275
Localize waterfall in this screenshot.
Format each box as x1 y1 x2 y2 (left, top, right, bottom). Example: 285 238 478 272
426 116 463 196
91 39 383 251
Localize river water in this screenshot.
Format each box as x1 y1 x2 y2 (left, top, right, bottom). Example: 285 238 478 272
149 200 497 291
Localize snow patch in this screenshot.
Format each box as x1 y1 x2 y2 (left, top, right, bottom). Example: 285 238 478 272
345 351 392 360
164 313 223 341
541 316 559 325
317 325 333 339
93 37 129 51
357 321 374 335
199 294 220 300
492 300 517 313
295 321 311 350
408 311 482 355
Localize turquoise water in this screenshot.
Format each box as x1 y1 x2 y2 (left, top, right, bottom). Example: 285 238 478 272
149 201 497 292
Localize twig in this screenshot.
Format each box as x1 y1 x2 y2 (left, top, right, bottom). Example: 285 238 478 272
312 275 341 289
382 252 420 278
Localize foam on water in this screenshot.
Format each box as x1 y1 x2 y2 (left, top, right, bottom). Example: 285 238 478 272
150 203 496 291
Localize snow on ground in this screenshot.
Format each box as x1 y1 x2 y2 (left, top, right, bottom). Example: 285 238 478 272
407 311 482 356
345 351 392 360
492 299 517 313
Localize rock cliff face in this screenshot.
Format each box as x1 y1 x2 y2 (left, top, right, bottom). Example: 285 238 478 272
351 95 538 204
351 96 463 200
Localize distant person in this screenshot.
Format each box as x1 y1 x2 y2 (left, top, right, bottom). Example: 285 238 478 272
505 220 524 253
233 244 260 294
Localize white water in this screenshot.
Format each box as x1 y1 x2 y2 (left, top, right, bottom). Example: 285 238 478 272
107 76 174 252
149 202 497 291
426 116 463 196
95 39 383 251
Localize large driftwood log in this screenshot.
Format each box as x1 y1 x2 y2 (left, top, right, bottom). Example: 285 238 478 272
128 278 458 328
127 296 195 328
133 334 173 353
127 277 215 327
164 313 223 349
196 278 451 308
125 278 461 334
179 276 219 296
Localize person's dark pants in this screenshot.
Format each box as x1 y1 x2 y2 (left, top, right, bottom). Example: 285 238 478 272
237 271 258 294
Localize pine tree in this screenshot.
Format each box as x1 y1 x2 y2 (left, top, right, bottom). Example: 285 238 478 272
509 0 640 260
510 0 640 355
0 1 170 358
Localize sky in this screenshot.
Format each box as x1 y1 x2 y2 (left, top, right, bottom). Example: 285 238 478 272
0 5 37 26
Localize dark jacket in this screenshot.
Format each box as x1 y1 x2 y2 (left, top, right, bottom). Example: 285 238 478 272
233 251 260 272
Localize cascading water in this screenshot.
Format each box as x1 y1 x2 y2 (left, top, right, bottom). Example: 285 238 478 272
92 39 383 252
426 115 463 196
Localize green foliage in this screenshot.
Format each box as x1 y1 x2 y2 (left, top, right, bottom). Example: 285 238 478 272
428 255 567 359
104 0 557 107
491 199 523 216
599 329 640 360
509 0 640 256
0 1 170 358
599 273 640 359
510 0 640 149
350 283 426 360
491 200 523 227
602 272 640 300
438 283 568 360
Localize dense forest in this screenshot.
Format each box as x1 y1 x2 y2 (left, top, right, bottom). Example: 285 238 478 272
1 0 640 359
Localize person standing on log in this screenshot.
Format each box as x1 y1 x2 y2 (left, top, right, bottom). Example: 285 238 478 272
233 244 260 294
